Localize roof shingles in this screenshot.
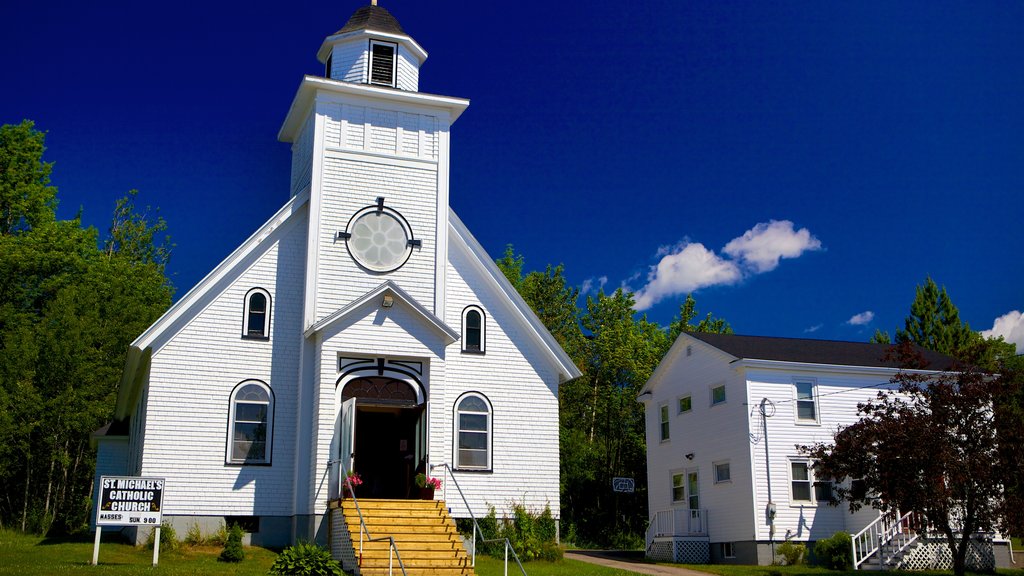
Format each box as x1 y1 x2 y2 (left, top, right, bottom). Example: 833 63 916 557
336 4 405 36
687 332 957 371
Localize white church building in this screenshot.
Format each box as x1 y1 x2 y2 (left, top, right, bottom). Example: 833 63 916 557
93 2 580 548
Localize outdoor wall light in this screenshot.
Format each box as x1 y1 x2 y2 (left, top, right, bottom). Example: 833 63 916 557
685 453 694 460
382 294 394 308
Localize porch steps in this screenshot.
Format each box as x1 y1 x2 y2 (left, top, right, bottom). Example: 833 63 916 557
339 499 475 576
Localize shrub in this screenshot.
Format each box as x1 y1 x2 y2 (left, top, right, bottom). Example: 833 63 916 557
184 522 203 547
145 522 178 552
269 541 343 576
218 523 245 563
813 531 853 570
209 523 229 547
776 540 806 566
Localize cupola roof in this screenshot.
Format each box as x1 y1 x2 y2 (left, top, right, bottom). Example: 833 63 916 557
336 3 405 36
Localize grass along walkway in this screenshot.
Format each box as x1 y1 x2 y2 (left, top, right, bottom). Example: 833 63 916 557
668 564 1024 576
475 554 646 575
0 529 276 575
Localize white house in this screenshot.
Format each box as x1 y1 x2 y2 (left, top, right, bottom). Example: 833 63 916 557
638 331 1013 568
92 2 580 548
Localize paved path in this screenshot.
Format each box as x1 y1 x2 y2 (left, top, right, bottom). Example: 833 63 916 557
565 550 714 576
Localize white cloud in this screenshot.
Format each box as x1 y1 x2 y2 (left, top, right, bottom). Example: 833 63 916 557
847 311 875 326
722 220 822 273
632 242 741 310
804 324 824 333
581 275 608 295
981 310 1024 354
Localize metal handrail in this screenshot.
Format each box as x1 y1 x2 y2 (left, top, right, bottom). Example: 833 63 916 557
331 459 408 576
431 462 528 576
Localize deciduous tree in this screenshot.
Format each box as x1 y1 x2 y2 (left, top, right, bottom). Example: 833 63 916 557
803 343 1020 576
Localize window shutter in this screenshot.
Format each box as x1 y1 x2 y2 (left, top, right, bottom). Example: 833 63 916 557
370 43 395 86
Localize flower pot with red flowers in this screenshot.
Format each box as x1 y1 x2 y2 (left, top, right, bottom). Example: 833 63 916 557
415 473 441 500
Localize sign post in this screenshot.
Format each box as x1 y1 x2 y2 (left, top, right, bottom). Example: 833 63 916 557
92 476 166 566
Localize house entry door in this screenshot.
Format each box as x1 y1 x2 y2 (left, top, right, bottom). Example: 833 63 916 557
339 397 357 477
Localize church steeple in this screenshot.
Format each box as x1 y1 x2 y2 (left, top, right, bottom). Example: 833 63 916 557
317 2 427 92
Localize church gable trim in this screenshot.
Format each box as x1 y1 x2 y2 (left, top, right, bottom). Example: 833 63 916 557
448 210 582 382
131 190 309 353
303 280 459 344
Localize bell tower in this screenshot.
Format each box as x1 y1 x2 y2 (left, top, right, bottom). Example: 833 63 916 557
278 3 468 329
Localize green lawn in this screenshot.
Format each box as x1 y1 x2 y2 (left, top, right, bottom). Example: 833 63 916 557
0 530 642 576
666 564 1024 576
474 555 643 575
0 530 276 575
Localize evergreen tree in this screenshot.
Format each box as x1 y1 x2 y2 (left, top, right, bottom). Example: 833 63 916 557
895 277 974 356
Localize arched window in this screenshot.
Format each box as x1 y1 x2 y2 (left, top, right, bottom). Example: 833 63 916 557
227 380 274 464
243 288 271 339
461 305 486 354
454 392 491 470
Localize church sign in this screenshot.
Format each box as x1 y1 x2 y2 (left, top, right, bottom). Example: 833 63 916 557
96 476 165 526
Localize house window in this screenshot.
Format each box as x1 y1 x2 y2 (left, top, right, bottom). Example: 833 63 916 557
714 461 731 484
815 480 835 503
678 395 692 414
671 473 685 503
369 40 396 87
795 380 818 422
228 381 273 464
687 471 700 510
711 383 726 406
659 404 670 441
455 393 491 470
720 542 736 559
791 461 812 502
242 288 271 339
461 306 486 353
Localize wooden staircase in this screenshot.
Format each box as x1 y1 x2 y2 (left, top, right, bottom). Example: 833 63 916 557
335 499 475 576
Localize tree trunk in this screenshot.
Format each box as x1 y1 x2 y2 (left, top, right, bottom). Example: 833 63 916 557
21 459 31 532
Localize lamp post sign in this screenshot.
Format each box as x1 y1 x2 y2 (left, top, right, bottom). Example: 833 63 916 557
92 476 166 566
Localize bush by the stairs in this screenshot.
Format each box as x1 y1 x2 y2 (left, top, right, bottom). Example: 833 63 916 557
462 503 563 562
269 541 343 576
813 531 853 570
776 540 806 565
218 523 245 563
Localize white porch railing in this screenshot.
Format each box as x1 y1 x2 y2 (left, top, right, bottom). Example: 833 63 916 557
646 509 708 550
852 510 923 570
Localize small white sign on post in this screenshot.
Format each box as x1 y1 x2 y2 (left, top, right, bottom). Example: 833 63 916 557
612 477 635 493
92 476 166 566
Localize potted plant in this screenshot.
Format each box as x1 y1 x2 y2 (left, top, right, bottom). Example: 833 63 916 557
414 473 441 500
341 471 362 499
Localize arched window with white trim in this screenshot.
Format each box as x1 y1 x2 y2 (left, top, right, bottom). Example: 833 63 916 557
227 380 274 465
243 288 271 339
461 305 486 354
454 392 492 471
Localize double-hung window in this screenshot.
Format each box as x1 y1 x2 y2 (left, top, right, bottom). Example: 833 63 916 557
714 461 731 484
672 473 685 503
711 383 726 406
455 393 491 470
791 461 812 502
795 380 818 422
242 288 271 339
678 395 692 414
461 306 486 353
228 381 273 464
659 404 670 441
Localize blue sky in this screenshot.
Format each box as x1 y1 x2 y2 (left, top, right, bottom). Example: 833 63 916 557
2 1 1021 350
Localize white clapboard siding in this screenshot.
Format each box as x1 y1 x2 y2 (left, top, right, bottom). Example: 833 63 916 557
316 154 438 321
290 114 314 196
396 46 420 92
439 235 561 520
745 368 900 542
330 41 369 84
140 214 307 516
645 336 756 543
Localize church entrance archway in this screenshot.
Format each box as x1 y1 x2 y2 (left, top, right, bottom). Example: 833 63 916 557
337 373 427 500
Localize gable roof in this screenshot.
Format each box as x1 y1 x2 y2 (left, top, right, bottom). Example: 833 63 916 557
449 210 583 383
304 280 459 344
686 332 957 371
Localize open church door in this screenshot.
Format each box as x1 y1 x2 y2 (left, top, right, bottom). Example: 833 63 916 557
339 397 357 480
414 403 428 474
